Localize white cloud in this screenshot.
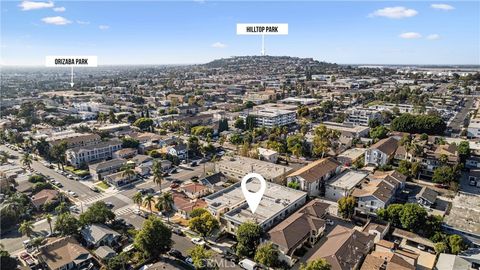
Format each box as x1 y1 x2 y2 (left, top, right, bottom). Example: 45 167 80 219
369 6 418 19
99 25 110 30
19 1 54 11
41 16 71 25
211 42 227 48
399 32 422 39
431 4 455 11
53 6 65 12
76 20 90 25
426 34 441 40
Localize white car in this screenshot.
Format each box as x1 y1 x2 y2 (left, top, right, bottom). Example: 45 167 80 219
67 190 78 197
325 219 334 225
191 237 206 246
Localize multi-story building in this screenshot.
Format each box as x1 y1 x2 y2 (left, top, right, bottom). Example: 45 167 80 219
205 179 307 235
47 132 101 149
344 108 382 126
365 137 399 166
239 108 296 128
66 139 122 168
89 158 126 181
287 157 342 197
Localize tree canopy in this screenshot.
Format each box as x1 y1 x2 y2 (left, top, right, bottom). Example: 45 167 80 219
236 221 262 257
390 113 446 135
134 216 172 258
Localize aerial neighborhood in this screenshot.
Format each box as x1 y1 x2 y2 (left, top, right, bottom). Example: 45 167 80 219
1 56 480 270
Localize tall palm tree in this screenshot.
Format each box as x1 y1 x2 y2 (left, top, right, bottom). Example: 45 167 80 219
155 192 174 222
152 160 163 193
21 153 33 169
19 220 34 238
45 214 53 235
143 194 155 214
132 192 143 210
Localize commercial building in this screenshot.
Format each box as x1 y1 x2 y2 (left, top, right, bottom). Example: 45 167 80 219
205 179 307 234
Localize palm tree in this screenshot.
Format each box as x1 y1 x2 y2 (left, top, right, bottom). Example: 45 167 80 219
45 214 53 235
21 153 33 169
155 192 174 222
143 194 155 214
121 167 136 181
132 192 143 210
30 237 45 251
152 160 163 193
19 220 34 238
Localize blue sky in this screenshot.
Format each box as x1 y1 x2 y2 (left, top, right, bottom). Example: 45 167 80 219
1 1 479 65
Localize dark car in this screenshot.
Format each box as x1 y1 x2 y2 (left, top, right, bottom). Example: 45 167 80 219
168 249 184 260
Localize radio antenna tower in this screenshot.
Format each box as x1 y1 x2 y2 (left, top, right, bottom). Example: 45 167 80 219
261 34 266 56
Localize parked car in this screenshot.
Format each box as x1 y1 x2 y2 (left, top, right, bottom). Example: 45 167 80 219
172 227 184 236
168 249 184 260
325 219 334 225
170 183 180 189
191 238 206 246
435 184 449 189
90 186 100 192
417 244 426 251
191 176 199 181
67 190 77 197
105 202 114 208
238 258 259 270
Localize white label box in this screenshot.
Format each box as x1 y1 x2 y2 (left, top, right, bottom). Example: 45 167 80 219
236 23 288 35
45 56 98 67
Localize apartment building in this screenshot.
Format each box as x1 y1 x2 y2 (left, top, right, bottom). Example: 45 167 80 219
47 132 101 149
66 139 122 168
239 108 296 128
205 179 307 235
89 158 126 181
365 137 399 166
215 156 293 183
344 108 382 126
287 157 342 197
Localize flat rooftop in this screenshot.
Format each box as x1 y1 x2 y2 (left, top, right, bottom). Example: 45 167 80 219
444 193 480 236
327 170 367 190
216 156 292 180
220 179 306 225
319 121 370 133
338 148 367 159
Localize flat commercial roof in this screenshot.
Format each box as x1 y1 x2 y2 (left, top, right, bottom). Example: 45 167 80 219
327 170 367 190
216 156 292 180
223 179 306 225
444 193 480 236
338 148 367 160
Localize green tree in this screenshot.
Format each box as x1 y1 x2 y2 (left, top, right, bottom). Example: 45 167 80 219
287 134 305 158
121 137 140 148
254 242 279 268
338 196 356 219
288 181 300 190
376 204 404 228
55 213 80 236
188 211 219 238
79 201 115 225
312 125 339 158
19 220 34 238
400 203 428 231
432 166 457 184
45 214 53 234
107 253 129 270
245 115 256 131
143 194 155 214
0 249 18 270
121 166 136 181
448 234 466 254
132 191 143 210
190 208 208 218
299 258 331 270
434 242 448 254
134 216 172 258
187 245 214 269
152 160 164 192
155 192 174 222
234 118 245 130
21 152 33 169
133 117 154 131
55 202 69 214
236 221 262 257
458 141 470 163
50 141 67 170
369 126 389 140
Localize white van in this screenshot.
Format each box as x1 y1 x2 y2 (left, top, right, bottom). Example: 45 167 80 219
238 258 259 270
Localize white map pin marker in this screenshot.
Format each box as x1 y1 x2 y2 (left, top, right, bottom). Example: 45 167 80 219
241 173 266 214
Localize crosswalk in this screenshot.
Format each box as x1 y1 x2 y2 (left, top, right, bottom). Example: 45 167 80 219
115 206 134 216
78 193 107 205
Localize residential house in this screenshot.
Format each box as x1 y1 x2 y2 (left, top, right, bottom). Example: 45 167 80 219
94 246 116 262
31 189 59 210
36 236 94 270
80 224 120 248
287 157 342 197
306 225 374 270
258 147 279 163
112 148 138 159
168 144 188 160
361 251 415 270
365 137 399 166
104 171 136 188
268 200 329 265
131 155 154 176
351 178 395 216
180 183 210 199
416 186 438 209
89 158 126 181
337 148 367 167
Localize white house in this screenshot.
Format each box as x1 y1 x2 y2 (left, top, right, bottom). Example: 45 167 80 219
364 137 399 166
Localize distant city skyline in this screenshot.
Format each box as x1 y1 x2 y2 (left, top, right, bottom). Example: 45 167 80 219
1 1 479 66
